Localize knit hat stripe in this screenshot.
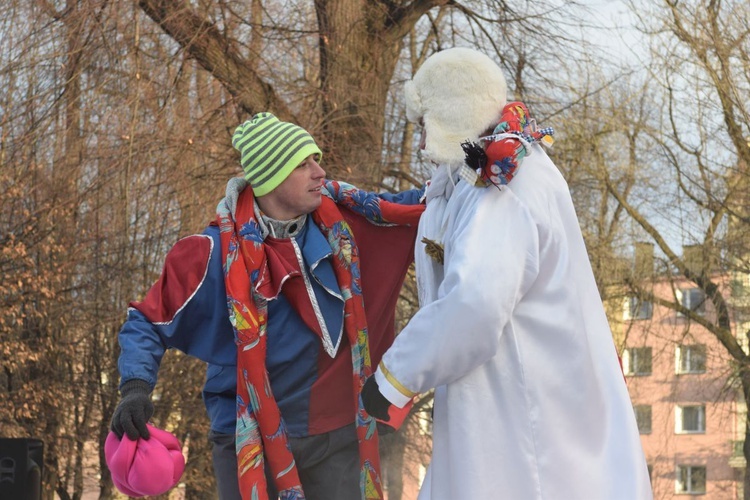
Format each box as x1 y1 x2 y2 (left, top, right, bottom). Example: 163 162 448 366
232 113 276 150
234 120 290 164
252 137 318 188
240 123 300 174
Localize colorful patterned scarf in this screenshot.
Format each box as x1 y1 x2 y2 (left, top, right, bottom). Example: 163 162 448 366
216 179 423 500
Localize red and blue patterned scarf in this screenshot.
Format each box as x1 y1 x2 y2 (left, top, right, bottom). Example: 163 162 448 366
461 101 555 188
216 179 423 500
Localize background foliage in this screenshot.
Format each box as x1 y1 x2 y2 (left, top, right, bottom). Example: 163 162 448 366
1 0 748 498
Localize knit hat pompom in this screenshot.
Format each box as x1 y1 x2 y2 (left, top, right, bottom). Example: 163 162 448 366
232 112 322 197
405 47 507 165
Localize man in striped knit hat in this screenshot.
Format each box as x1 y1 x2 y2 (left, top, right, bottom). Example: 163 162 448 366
110 112 424 500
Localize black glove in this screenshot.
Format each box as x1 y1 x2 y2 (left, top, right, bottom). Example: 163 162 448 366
111 379 154 440
361 376 391 422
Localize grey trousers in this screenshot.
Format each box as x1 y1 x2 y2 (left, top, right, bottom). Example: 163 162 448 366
209 424 361 500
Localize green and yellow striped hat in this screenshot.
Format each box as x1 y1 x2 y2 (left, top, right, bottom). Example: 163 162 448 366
232 112 322 196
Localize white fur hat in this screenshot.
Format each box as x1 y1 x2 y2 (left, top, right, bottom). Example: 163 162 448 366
405 48 507 165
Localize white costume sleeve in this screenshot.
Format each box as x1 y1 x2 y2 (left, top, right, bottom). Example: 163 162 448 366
375 187 540 407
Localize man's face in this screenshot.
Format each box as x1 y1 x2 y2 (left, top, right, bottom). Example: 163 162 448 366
257 154 326 220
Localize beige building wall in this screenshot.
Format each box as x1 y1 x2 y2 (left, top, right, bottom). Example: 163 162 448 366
618 275 743 499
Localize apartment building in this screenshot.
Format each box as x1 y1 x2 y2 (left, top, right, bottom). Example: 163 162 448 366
616 246 748 498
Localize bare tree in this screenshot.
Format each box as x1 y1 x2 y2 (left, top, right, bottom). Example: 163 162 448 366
597 0 750 495
0 0 591 497
135 0 584 182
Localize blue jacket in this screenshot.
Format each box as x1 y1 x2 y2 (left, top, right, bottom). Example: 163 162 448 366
118 187 422 436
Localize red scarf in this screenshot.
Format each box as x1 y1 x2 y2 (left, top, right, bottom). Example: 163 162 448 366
217 181 422 499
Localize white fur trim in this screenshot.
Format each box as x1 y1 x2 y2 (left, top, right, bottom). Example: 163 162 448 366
404 80 422 123
404 48 507 165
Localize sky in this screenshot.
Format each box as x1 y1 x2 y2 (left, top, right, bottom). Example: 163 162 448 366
574 1 696 258
586 0 644 65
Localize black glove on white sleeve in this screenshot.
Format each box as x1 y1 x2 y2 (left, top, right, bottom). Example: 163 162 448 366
111 379 154 440
361 376 391 422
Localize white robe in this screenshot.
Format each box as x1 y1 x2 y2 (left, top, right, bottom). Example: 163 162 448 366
375 145 652 499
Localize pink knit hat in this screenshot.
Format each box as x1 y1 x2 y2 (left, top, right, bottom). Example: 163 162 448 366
105 424 185 497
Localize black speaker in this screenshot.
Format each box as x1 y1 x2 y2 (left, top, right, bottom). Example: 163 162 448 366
0 438 43 500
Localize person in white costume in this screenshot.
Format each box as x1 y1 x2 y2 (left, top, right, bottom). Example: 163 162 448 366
360 47 653 500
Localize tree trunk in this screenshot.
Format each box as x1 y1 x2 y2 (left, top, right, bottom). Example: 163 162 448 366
313 0 401 183
136 0 449 184
381 430 406 500
743 371 750 500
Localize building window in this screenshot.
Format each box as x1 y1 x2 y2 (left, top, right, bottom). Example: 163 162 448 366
624 296 653 320
731 274 750 298
417 411 432 436
676 345 706 374
732 440 744 458
634 405 652 434
675 465 706 494
738 321 750 355
622 347 652 376
675 405 706 434
678 287 706 316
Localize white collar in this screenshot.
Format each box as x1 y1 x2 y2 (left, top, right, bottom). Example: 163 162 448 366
425 162 461 203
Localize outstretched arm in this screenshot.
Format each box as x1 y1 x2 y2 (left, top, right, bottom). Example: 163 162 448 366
322 180 425 226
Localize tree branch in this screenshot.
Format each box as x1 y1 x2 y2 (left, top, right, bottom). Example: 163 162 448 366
385 0 452 41
137 0 294 121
